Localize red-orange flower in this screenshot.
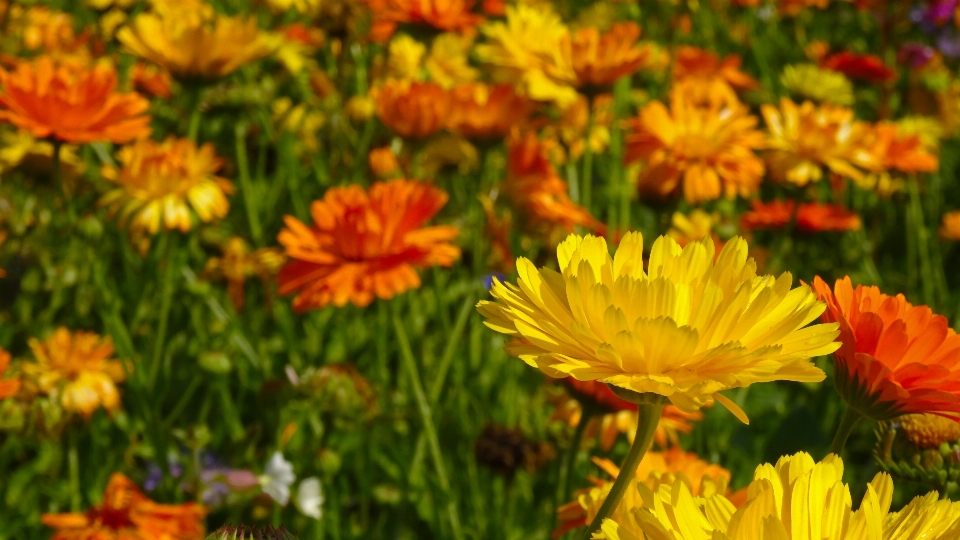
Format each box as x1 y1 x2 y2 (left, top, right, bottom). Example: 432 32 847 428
740 200 862 232
445 83 533 139
672 46 759 107
0 347 20 400
130 63 172 99
42 472 207 540
821 51 896 83
0 57 150 144
374 80 450 138
813 276 960 421
366 0 483 42
277 179 461 310
571 22 650 88
865 122 939 174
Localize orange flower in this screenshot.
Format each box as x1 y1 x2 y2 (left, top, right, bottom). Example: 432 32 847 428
813 276 960 421
571 22 650 88
672 46 759 107
865 122 939 174
368 146 402 178
445 83 533 139
0 57 150 144
740 200 862 232
0 347 20 400
625 90 766 204
822 51 897 83
374 80 450 138
503 132 605 237
130 63 173 99
900 413 960 448
366 0 483 42
277 179 460 310
941 210 960 240
42 473 207 540
777 0 830 16
203 238 285 311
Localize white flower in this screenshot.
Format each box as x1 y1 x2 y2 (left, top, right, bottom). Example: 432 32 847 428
260 451 296 505
295 477 324 519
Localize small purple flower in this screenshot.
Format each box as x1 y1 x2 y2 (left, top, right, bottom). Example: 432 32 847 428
899 42 937 67
483 273 506 290
143 462 163 492
938 32 960 57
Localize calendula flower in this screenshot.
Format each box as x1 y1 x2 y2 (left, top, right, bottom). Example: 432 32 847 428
273 24 324 75
130 63 173 99
740 199 862 232
571 22 650 88
100 137 234 236
366 0 483 42
667 210 719 248
475 5 578 107
621 452 960 540
941 210 960 239
445 83 532 139
277 179 460 310
386 34 426 81
368 146 402 178
814 276 960 422
265 0 323 16
204 238 285 311
17 6 91 62
42 472 206 540
0 129 85 181
0 347 20 399
781 63 855 105
345 95 376 122
822 51 897 83
625 91 766 204
762 98 875 185
0 57 150 144
117 7 275 79
478 233 839 418
672 46 759 108
374 80 450 138
901 413 960 448
425 32 479 89
21 328 126 419
865 121 940 174
545 94 612 160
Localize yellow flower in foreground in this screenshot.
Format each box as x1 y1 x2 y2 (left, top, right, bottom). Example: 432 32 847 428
610 452 960 540
100 137 234 236
22 328 126 419
781 63 854 106
477 233 838 419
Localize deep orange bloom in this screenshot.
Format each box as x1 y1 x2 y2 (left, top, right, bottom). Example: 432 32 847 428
571 22 650 88
0 347 20 400
941 210 960 240
822 51 896 83
813 276 960 421
366 0 483 42
42 473 207 540
374 80 450 139
277 179 461 310
672 46 759 107
740 200 862 232
865 122 939 174
368 146 402 178
0 57 150 144
130 63 173 99
445 83 533 139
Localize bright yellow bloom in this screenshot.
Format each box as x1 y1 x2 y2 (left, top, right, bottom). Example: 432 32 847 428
475 5 578 107
0 129 85 182
612 452 960 540
477 233 839 419
781 64 855 106
900 413 960 449
667 210 717 247
425 33 479 89
387 34 426 81
117 4 275 79
100 137 233 235
22 328 127 419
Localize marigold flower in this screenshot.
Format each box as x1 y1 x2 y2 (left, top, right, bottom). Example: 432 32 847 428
475 5 578 107
16 6 91 61
21 328 126 419
571 22 650 88
901 413 960 448
366 0 483 42
425 32 479 88
386 34 427 81
117 8 275 79
762 98 875 185
781 63 855 106
822 50 897 83
0 57 150 144
625 91 766 204
100 137 233 236
478 233 839 419
42 472 207 540
445 83 532 139
666 210 718 248
374 80 450 138
865 121 940 174
620 452 960 540
368 146 402 178
671 46 759 107
204 238 285 311
740 199 862 233
941 210 960 240
0 347 20 399
130 63 173 99
814 276 960 421
277 179 460 310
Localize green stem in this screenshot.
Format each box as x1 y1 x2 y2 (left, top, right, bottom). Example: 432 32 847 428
829 406 863 456
908 178 937 308
392 309 464 540
559 408 592 510
235 123 263 245
578 394 665 540
610 77 631 234
68 427 80 511
427 295 475 405
581 108 595 211
149 233 178 389
187 86 203 142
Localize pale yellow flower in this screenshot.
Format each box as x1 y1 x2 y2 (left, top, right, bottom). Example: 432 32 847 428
781 63 855 106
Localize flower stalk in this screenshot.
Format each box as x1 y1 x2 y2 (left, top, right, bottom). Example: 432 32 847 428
829 405 863 456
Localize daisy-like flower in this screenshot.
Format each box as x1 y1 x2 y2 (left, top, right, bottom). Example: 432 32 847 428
761 98 875 185
277 179 460 310
666 210 720 248
739 199 862 233
619 452 960 540
0 57 150 144
117 5 275 80
479 232 838 419
813 276 960 424
446 83 532 139
294 477 324 519
475 4 578 107
865 121 940 174
130 63 173 99
365 0 483 42
260 451 296 506
0 347 20 399
941 210 960 240
671 46 759 108
21 328 126 419
100 137 234 236
571 22 650 88
822 51 897 83
625 91 766 204
374 80 450 138
900 413 960 448
424 33 480 89
781 63 855 106
42 472 207 540
204 238 285 311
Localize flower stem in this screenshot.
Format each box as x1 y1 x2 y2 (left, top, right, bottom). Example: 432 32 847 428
578 394 665 540
235 123 263 245
829 406 863 456
558 407 592 511
149 233 178 389
581 108 595 212
68 426 80 511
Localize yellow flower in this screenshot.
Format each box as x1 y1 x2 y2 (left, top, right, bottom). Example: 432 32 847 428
477 233 839 420
272 97 326 154
667 210 717 247
781 64 855 106
419 133 480 177
264 0 322 16
117 4 275 79
0 129 85 182
896 115 943 151
900 413 960 449
615 452 960 540
475 4 578 107
387 34 426 81
425 33 479 89
100 137 234 235
22 328 127 419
